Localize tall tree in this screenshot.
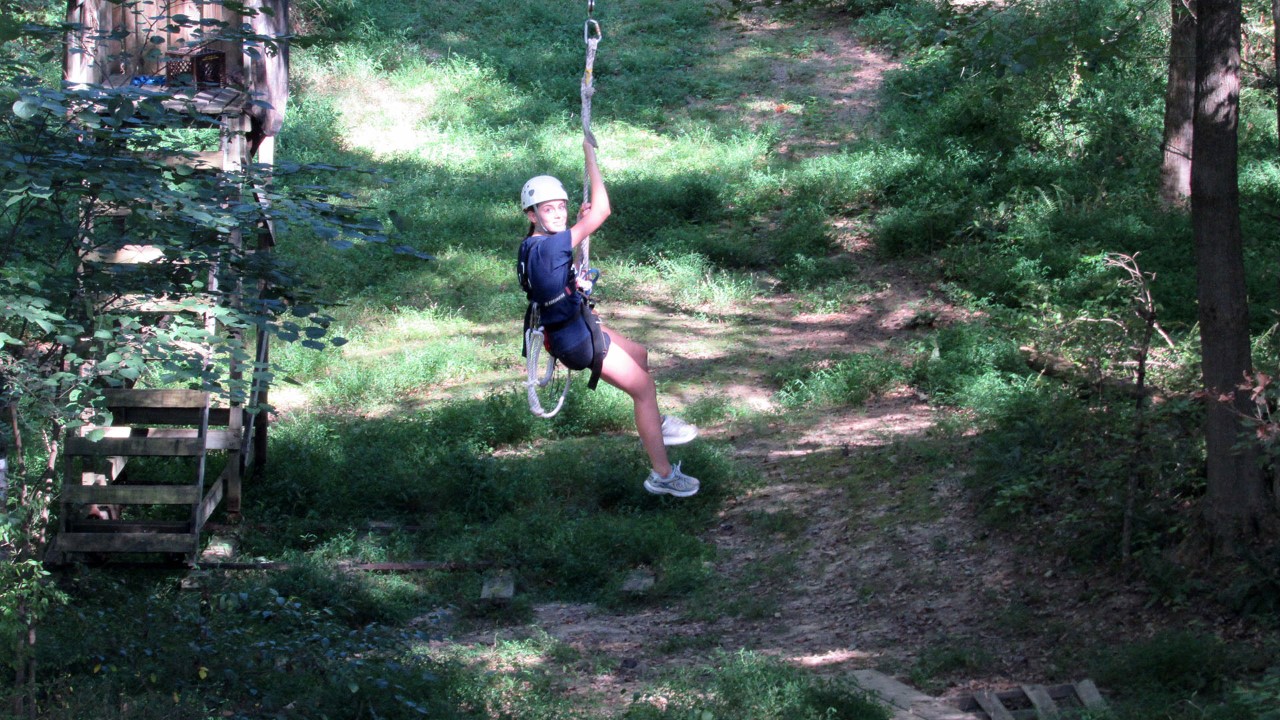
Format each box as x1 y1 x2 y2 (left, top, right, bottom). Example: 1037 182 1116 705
1161 0 1196 205
1191 0 1269 546
1275 0 1280 147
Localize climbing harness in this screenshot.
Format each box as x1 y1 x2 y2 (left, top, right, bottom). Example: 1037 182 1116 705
522 0 604 419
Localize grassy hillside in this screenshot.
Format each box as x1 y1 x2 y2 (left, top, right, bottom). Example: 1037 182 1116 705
8 0 1280 717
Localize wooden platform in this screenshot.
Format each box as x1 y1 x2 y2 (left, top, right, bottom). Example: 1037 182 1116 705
853 672 1108 720
959 680 1107 720
48 388 246 565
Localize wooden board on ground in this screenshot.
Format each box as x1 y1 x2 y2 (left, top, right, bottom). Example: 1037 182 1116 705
851 670 977 720
1020 685 1059 719
957 681 1107 720
972 691 1016 720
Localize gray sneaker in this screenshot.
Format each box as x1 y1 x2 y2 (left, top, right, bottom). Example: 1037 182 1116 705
644 462 700 497
660 415 699 446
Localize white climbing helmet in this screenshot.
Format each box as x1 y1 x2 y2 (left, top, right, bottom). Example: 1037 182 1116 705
521 175 568 211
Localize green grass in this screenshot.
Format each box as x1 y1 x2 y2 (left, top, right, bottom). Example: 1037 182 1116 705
17 0 1280 717
622 650 891 720
776 350 908 408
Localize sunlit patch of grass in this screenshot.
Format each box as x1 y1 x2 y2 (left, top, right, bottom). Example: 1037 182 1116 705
282 304 500 410
650 253 763 311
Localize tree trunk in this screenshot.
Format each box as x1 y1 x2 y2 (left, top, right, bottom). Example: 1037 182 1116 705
1191 0 1268 547
1161 0 1197 205
1275 0 1280 147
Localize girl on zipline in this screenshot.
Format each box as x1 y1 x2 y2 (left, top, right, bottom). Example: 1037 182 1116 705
518 139 701 497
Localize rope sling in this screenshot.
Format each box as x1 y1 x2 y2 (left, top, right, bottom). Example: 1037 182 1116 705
525 1 602 418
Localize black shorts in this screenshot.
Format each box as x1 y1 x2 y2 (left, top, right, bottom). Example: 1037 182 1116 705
556 330 611 371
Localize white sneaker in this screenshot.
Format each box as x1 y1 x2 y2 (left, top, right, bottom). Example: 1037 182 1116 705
644 462 700 497
660 415 699 446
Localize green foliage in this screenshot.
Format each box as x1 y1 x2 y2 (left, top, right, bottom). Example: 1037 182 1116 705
777 350 906 408
908 322 1025 405
27 572 488 720
1222 544 1280 617
0 9 405 702
622 650 890 720
1091 632 1260 720
244 408 736 604
1232 671 1280 720
965 380 1203 563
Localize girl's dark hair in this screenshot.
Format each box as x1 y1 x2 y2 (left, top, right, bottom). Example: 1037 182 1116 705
526 222 536 237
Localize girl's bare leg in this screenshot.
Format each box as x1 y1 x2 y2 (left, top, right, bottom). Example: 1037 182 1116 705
604 326 649 374
597 325 669 476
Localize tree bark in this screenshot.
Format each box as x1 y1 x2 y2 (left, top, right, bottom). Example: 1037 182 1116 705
1275 0 1280 147
1191 0 1268 546
1161 0 1197 205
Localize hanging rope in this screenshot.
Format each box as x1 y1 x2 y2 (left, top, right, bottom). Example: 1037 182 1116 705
525 324 572 418
577 2 602 289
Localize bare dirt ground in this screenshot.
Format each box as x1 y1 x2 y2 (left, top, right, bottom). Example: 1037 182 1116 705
446 5 1268 717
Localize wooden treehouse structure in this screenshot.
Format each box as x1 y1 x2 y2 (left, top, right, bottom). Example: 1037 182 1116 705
50 0 291 565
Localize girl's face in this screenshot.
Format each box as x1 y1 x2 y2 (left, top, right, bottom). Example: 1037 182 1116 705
527 199 568 234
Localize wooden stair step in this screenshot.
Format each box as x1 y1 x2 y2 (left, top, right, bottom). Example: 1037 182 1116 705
103 389 210 409
108 406 241 427
65 435 206 457
54 531 198 554
74 426 240 450
65 519 190 534
64 483 202 505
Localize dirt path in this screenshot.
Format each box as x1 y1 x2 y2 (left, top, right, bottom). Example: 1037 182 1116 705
445 6 1197 716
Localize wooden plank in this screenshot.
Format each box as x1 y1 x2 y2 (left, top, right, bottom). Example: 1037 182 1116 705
851 670 934 710
109 455 129 482
1021 685 1060 719
973 691 1016 720
1073 680 1106 710
66 519 190 534
196 476 225 526
84 427 237 450
161 87 248 116
103 389 209 409
109 407 236 426
65 484 201 505
54 532 197 554
65 436 205 457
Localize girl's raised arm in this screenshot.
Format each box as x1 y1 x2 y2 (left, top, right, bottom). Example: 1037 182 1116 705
570 139 610 247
